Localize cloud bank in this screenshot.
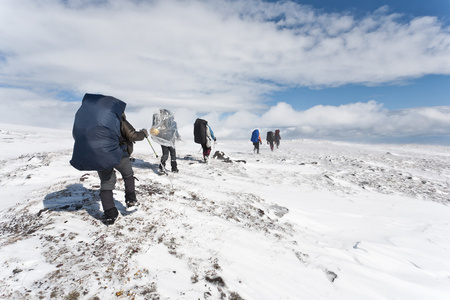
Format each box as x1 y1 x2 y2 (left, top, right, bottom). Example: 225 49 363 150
0 0 449 143
198 101 450 144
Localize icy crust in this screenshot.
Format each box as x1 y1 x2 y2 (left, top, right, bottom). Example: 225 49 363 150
0 175 311 299
0 139 449 299
230 141 450 204
266 148 450 204
0 124 73 161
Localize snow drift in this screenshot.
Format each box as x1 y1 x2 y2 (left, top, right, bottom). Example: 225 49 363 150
0 124 450 299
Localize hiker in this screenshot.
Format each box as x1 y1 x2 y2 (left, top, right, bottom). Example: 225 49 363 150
70 94 148 225
194 118 216 162
150 109 181 173
274 129 281 148
98 113 148 223
266 131 275 151
251 129 262 154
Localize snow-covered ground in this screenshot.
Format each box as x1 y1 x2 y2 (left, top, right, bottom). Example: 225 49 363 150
1 124 450 299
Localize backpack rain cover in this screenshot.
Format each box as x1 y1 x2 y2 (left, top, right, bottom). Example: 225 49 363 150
70 94 126 171
194 118 207 144
251 129 260 143
151 109 178 147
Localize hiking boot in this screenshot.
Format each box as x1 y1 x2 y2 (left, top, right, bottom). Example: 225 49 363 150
126 200 138 208
125 192 138 208
171 161 179 173
103 207 119 225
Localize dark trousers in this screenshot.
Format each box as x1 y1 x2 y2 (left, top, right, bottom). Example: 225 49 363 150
161 145 176 165
97 156 134 211
253 142 260 153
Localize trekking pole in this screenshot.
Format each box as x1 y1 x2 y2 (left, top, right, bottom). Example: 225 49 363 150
146 137 158 158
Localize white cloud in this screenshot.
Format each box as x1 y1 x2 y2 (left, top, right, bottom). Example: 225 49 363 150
0 0 449 143
206 101 450 143
1 87 449 143
1 0 450 101
0 88 79 129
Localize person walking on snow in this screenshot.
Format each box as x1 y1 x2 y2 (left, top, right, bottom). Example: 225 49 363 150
150 109 181 173
194 118 216 162
274 129 281 149
70 94 148 226
203 122 216 162
266 131 275 151
97 113 148 224
251 129 262 154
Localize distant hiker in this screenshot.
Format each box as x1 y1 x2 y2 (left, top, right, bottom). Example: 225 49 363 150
274 129 281 149
266 131 274 151
150 109 180 173
194 118 216 162
251 129 262 154
70 94 148 225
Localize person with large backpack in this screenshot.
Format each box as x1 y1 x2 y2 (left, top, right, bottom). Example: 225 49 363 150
194 118 216 162
274 129 281 149
150 109 181 173
266 131 275 151
70 94 148 225
251 129 262 154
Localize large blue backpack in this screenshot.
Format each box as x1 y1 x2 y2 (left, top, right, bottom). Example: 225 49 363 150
251 129 260 143
70 94 126 171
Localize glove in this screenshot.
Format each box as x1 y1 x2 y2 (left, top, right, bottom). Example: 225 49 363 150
141 128 149 137
214 138 217 142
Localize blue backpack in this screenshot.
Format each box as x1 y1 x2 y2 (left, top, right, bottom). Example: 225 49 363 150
70 94 126 171
251 129 260 143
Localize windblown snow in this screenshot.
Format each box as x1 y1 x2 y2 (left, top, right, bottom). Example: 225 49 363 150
1 124 449 299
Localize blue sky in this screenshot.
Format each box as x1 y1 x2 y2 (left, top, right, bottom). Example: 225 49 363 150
288 0 450 18
267 0 450 111
0 0 449 143
269 74 450 111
